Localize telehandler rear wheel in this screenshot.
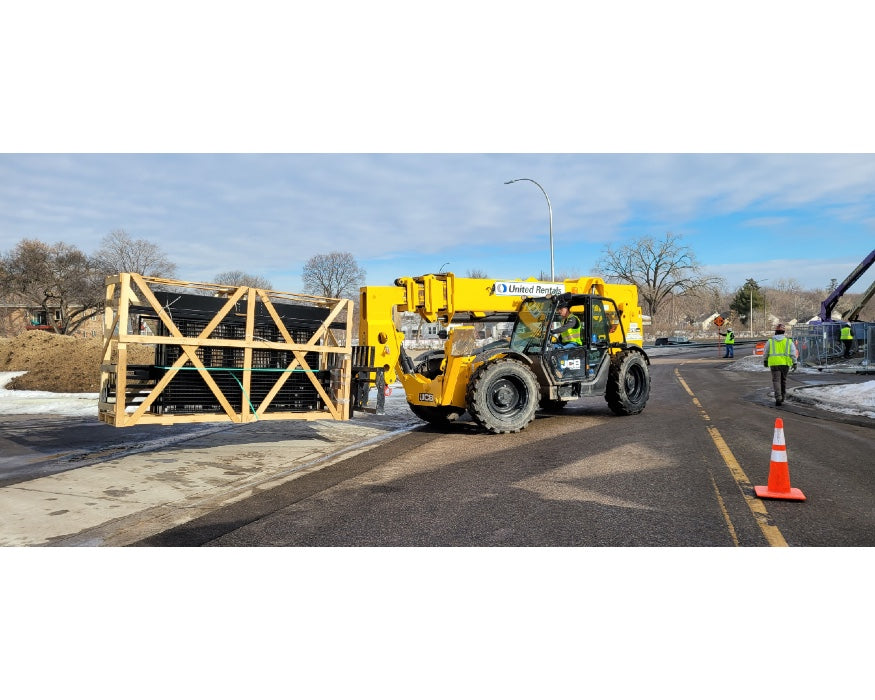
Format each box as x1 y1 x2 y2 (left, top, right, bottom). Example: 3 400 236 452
413 350 445 379
466 358 539 434
605 349 650 415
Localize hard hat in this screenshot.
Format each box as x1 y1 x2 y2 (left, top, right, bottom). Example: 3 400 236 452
557 293 572 308
775 323 786 332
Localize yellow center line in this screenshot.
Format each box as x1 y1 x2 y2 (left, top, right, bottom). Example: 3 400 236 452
709 473 739 547
675 368 788 547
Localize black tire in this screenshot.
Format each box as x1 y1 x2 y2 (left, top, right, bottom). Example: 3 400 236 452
413 350 445 379
407 402 462 426
606 349 650 415
466 358 539 434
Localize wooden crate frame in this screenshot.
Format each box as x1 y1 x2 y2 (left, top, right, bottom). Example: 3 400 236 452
98 273 353 427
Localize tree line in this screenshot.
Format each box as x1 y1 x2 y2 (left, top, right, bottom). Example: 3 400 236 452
592 232 851 335
1 229 862 337
527 232 861 335
0 230 365 335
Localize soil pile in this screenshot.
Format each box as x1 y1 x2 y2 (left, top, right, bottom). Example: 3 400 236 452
0 331 153 393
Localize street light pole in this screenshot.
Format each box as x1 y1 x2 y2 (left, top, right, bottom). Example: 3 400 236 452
748 278 768 338
504 178 554 281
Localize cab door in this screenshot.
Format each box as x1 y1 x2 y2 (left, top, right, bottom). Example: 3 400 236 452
587 298 623 374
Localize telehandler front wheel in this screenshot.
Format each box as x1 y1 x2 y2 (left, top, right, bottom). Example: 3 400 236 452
466 358 539 434
606 349 650 415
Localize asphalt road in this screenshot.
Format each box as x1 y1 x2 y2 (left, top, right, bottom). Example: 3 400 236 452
134 348 875 547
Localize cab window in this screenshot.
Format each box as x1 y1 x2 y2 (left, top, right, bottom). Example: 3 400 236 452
590 299 622 344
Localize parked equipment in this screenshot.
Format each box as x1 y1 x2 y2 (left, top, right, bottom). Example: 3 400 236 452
99 271 651 434
356 273 650 433
815 248 875 323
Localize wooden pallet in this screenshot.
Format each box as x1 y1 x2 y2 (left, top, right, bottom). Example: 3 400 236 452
98 273 353 427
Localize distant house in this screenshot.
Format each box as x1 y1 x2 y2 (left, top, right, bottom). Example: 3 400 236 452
0 298 102 338
697 312 722 332
399 312 443 340
398 311 511 344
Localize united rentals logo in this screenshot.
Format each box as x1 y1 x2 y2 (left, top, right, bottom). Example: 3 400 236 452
493 281 566 296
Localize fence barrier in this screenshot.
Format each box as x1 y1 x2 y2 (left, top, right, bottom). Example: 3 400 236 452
792 321 872 370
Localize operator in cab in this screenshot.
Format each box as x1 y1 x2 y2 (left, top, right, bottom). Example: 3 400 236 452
548 295 584 380
550 296 583 348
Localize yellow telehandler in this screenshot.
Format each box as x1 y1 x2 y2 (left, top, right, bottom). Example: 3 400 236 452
357 272 650 434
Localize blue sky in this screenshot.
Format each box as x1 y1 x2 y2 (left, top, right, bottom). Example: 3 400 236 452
1 154 874 295
3 5 875 298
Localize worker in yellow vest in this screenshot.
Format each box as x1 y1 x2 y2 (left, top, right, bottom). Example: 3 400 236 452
549 296 583 379
719 326 735 358
763 323 799 406
840 322 854 359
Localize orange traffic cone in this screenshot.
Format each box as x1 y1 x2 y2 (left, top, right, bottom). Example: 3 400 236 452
754 418 806 501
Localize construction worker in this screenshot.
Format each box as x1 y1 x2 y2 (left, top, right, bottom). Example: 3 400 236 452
549 296 583 379
719 325 735 358
840 321 854 358
763 323 799 407
549 297 582 348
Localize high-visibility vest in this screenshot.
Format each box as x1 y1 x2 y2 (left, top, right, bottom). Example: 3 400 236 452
766 337 795 367
724 330 734 345
558 314 583 345
841 325 853 340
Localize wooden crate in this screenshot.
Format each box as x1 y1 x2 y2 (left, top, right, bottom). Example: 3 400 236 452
98 273 353 427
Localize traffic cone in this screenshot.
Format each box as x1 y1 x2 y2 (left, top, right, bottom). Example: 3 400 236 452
754 418 806 501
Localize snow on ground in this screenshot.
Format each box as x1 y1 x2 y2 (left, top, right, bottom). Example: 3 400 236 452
1 368 873 420
791 381 875 418
0 372 100 417
0 371 417 422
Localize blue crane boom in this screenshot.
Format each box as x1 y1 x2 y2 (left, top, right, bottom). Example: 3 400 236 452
817 249 875 322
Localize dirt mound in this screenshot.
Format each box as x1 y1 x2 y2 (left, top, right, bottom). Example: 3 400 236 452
0 331 154 393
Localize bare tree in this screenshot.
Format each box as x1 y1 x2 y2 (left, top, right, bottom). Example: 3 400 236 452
466 268 489 278
214 270 273 290
595 232 723 317
766 278 816 323
301 251 366 299
0 239 105 335
95 229 178 278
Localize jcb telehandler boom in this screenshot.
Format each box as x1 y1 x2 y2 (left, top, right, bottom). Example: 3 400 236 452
358 272 650 434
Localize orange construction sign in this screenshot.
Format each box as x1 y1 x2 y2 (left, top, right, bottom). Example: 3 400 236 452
713 315 725 327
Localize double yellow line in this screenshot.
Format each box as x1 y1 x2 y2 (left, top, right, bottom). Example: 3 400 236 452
675 368 788 547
